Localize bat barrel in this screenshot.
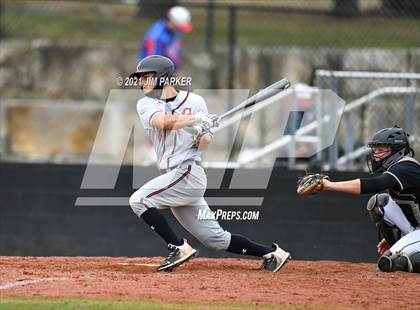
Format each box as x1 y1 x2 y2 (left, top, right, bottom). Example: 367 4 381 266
220 78 290 120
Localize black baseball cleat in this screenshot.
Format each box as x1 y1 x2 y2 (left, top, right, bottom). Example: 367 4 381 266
260 243 290 273
157 239 196 272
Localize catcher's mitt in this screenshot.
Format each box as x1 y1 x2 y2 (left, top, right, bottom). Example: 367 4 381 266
297 173 329 196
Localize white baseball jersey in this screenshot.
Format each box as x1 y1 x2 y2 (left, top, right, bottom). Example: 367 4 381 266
137 90 208 170
132 91 231 251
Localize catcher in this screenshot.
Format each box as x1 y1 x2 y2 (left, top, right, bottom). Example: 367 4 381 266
297 126 420 273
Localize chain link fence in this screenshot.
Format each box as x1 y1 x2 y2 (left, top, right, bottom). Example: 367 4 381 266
315 70 420 171
0 0 419 168
2 0 419 94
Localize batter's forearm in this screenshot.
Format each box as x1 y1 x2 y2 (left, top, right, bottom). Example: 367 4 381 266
152 113 200 130
166 115 200 130
323 179 361 195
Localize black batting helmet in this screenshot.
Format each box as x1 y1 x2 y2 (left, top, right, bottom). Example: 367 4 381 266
130 55 175 98
366 126 413 173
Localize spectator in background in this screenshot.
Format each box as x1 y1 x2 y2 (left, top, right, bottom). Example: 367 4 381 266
138 6 192 69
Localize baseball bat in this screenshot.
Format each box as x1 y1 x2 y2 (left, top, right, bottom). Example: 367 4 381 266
219 78 290 121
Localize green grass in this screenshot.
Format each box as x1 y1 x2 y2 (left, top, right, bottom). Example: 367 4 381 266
0 296 324 310
2 1 420 47
2 2 148 42
200 9 420 47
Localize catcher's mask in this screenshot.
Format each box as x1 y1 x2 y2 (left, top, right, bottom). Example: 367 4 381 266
366 126 413 174
130 55 175 99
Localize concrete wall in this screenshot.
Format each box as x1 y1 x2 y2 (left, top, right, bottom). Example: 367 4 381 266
1 39 419 101
0 39 419 163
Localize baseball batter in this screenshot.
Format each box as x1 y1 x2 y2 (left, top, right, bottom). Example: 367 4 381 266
297 126 420 273
128 55 290 272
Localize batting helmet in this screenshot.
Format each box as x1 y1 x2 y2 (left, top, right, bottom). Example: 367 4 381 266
131 55 175 81
366 126 413 173
130 55 175 98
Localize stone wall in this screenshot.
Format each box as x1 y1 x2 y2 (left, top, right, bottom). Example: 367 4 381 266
1 39 419 101
0 39 419 164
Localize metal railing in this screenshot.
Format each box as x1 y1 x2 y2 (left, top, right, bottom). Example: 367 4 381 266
2 72 419 171
204 85 323 169
316 70 420 170
332 86 420 170
204 72 420 171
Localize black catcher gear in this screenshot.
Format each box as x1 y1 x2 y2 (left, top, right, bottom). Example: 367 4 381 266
366 126 413 174
366 193 401 246
378 250 420 273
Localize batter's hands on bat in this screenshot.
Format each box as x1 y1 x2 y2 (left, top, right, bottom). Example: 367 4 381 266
377 238 390 255
206 114 220 128
193 122 213 150
193 122 209 139
195 112 220 128
297 173 330 196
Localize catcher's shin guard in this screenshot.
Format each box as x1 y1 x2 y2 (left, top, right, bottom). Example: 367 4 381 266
377 251 420 273
366 193 388 223
366 194 400 246
377 219 401 246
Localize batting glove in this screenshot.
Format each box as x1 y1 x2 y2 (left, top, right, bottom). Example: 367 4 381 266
206 114 220 128
195 112 220 128
193 122 211 138
193 122 213 146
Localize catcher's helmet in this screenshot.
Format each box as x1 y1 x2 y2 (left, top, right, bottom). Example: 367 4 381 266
130 55 175 98
366 126 413 173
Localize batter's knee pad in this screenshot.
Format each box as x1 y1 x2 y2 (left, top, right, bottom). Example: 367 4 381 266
377 250 420 273
129 194 149 217
366 193 400 246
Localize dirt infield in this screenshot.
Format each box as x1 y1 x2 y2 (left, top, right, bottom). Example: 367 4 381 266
0 256 419 309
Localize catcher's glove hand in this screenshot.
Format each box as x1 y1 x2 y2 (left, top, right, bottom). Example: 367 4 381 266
297 173 329 196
